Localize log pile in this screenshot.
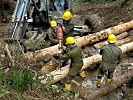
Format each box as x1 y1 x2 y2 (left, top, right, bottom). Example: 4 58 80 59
94 32 129 49
26 20 133 60
23 20 133 100
39 42 133 84
28 21 133 87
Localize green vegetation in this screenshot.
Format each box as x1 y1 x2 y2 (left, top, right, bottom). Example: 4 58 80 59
91 0 113 4
90 0 128 5
0 69 33 94
24 39 48 52
74 0 81 2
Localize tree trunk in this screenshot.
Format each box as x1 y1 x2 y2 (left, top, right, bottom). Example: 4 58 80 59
80 68 133 100
82 42 133 71
94 32 128 49
26 45 59 61
39 42 133 84
116 32 129 39
94 36 132 49
26 20 133 60
39 64 70 84
115 36 132 46
76 20 133 47
82 32 131 57
41 61 57 74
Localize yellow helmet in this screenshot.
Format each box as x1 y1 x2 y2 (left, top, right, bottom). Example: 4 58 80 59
50 20 57 27
66 37 75 44
63 11 72 20
108 34 117 43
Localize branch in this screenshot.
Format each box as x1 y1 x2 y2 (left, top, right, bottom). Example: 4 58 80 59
5 44 14 67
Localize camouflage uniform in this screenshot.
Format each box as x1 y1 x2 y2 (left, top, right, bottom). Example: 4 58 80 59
63 20 74 40
60 45 83 83
47 27 58 45
47 19 74 45
98 43 122 79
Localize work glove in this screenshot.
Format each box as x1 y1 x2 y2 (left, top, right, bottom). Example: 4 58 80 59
96 78 101 88
106 78 112 84
65 83 71 91
79 71 86 78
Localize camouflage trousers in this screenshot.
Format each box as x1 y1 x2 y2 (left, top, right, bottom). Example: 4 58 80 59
65 63 83 84
98 61 116 79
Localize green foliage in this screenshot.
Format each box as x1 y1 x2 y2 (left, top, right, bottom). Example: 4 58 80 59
91 0 113 4
24 40 47 51
62 88 71 94
0 71 4 79
90 0 129 5
0 69 33 95
4 11 12 21
21 69 33 92
12 71 22 90
74 0 81 3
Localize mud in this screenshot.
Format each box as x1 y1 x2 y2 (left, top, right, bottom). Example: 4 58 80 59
73 1 133 31
0 0 133 100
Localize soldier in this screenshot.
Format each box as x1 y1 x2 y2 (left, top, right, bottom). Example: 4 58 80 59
60 37 85 91
47 20 58 45
96 34 122 88
62 11 74 41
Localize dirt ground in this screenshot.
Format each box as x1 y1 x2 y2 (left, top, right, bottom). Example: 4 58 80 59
73 0 133 28
0 0 133 100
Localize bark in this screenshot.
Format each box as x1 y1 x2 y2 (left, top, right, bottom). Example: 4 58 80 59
5 44 14 66
94 32 128 49
41 61 57 74
76 20 133 47
39 42 133 84
115 36 133 46
82 41 133 71
116 32 129 39
38 64 70 84
26 20 133 60
26 45 58 60
94 36 132 49
83 45 98 56
80 68 133 100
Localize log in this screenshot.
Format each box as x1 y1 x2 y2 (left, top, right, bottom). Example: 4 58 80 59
115 37 133 46
80 68 133 100
76 20 133 47
82 42 133 71
116 32 129 39
94 36 133 49
39 42 133 84
5 44 14 66
38 65 70 84
83 32 129 56
94 32 129 49
26 20 133 60
41 61 57 74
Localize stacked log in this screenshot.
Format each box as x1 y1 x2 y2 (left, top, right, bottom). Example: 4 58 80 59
94 32 130 49
83 32 131 56
26 20 133 60
39 42 133 84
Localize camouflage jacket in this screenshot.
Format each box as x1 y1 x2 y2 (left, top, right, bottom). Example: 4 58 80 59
100 43 122 70
63 20 74 39
47 27 58 45
60 45 83 68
